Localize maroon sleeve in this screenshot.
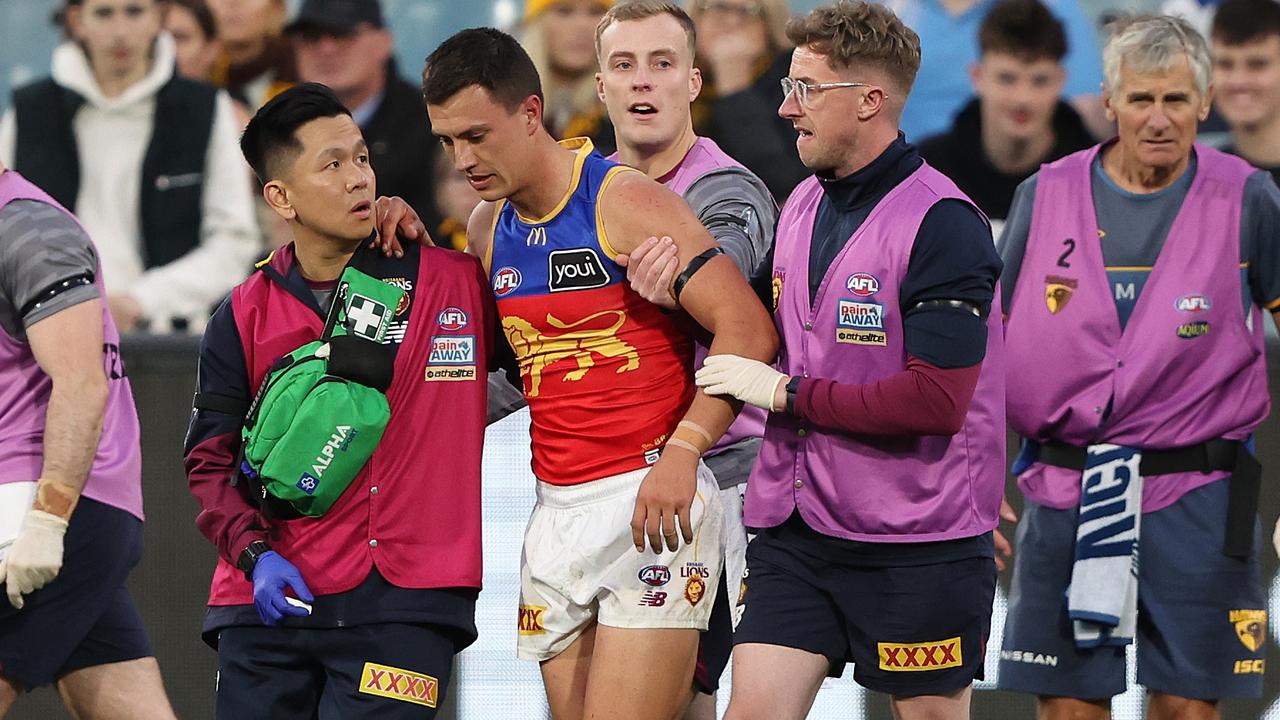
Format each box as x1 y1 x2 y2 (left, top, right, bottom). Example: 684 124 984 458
792 355 982 436
183 298 268 564
186 433 269 564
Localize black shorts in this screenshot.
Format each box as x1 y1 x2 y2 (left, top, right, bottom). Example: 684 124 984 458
0 497 152 688
215 622 460 720
733 518 996 697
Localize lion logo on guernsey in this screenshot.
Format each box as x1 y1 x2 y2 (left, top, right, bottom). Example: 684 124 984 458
878 637 963 672
502 310 640 396
358 662 438 708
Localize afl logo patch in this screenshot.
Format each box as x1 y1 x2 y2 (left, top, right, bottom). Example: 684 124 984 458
846 273 880 297
1175 294 1212 313
436 307 468 331
493 266 522 296
638 565 671 587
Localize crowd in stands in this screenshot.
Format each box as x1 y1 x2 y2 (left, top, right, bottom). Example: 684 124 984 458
4 0 1280 334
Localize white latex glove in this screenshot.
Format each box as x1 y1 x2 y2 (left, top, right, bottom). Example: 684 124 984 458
0 510 69 609
695 354 788 411
1272 516 1280 560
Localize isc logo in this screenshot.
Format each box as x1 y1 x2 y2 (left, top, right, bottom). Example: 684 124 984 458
1175 294 1211 313
436 307 468 331
493 267 522 297
846 273 880 297
638 565 671 587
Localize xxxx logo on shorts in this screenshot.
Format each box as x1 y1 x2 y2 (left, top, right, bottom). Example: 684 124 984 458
519 604 547 635
877 637 963 672
358 662 438 707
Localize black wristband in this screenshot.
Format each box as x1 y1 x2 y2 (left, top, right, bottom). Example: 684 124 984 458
237 540 271 582
785 375 803 414
673 247 725 300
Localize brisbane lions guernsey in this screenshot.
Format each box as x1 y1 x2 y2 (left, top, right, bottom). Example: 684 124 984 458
487 138 694 485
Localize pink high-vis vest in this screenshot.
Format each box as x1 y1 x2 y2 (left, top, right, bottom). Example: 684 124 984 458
0 170 143 519
1006 144 1267 512
749 166 1006 542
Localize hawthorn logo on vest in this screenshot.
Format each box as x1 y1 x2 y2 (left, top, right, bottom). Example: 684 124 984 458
548 248 609 293
1044 275 1078 314
306 426 356 484
347 295 389 340
519 604 547 635
1176 294 1211 313
436 307 469 331
878 637 963 672
846 272 879 297
1177 321 1210 339
1231 609 1267 651
425 335 476 382
639 565 671 587
358 662 438 708
836 300 887 346
493 266 522 297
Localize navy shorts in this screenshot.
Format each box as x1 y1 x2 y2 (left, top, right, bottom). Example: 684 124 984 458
998 479 1266 700
0 497 152 688
733 517 996 697
215 622 459 719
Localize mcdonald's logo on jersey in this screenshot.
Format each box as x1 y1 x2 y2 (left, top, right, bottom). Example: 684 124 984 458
526 226 548 246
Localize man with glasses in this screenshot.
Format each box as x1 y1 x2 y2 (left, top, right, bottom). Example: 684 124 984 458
687 2 1005 718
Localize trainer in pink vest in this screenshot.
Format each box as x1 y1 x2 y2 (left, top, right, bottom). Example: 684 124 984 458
750 165 1006 542
1006 143 1268 512
0 170 143 520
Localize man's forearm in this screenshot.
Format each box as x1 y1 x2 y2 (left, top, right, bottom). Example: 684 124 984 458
35 373 108 517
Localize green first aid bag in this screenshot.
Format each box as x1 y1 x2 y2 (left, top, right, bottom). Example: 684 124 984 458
237 267 406 518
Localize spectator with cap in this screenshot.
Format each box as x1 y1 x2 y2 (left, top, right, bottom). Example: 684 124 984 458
886 0 1107 142
207 0 296 108
687 0 808 201
287 0 442 229
522 0 617 154
0 0 259 334
1212 0 1280 185
918 0 1095 225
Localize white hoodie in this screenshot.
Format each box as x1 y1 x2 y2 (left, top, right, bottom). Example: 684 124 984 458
0 33 260 333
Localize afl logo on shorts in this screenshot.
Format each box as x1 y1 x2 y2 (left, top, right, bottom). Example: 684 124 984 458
436 307 469 331
846 273 880 297
493 266 522 296
638 565 670 587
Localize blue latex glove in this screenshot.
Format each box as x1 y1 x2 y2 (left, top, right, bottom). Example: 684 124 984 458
251 551 314 626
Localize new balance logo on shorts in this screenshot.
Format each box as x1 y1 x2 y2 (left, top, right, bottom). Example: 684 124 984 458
877 637 963 672
639 590 667 607
358 662 438 707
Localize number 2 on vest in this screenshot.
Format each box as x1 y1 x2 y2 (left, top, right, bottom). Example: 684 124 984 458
1057 238 1076 268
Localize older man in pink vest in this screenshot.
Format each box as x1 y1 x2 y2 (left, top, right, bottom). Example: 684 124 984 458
997 15 1280 720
